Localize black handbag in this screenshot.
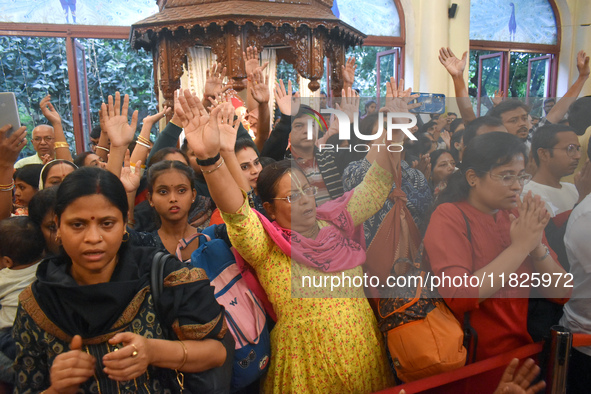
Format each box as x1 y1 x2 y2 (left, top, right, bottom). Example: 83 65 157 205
150 251 235 394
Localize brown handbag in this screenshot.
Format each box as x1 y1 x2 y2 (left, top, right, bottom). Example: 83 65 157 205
364 161 467 382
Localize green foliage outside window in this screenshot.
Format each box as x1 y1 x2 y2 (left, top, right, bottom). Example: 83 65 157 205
0 36 156 157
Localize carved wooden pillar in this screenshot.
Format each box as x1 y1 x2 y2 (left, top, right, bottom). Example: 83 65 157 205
158 35 186 111
326 41 345 97
307 29 326 92
291 28 325 92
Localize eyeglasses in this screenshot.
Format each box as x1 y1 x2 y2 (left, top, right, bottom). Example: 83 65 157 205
273 185 318 203
548 144 581 158
32 136 55 143
489 172 532 186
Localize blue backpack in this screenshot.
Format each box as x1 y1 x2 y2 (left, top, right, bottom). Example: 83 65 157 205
189 225 271 391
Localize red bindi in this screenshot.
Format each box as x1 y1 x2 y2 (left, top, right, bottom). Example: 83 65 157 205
91 216 95 220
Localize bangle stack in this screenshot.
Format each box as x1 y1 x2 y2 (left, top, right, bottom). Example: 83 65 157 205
54 142 70 149
96 145 110 153
137 135 152 150
0 180 14 192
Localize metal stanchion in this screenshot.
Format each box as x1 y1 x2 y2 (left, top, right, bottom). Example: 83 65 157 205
546 325 572 394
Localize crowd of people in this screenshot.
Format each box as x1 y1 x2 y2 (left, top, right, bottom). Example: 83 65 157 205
0 45 589 394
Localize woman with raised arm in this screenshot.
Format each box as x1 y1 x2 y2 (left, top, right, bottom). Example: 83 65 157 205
174 81 419 392
0 124 27 220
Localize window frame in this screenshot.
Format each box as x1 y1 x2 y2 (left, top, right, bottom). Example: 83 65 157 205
0 23 130 153
469 0 560 100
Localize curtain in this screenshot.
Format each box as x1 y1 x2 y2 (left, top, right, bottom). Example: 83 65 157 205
186 46 217 98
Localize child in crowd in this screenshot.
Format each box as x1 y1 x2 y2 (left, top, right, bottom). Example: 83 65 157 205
0 217 45 385
12 164 43 216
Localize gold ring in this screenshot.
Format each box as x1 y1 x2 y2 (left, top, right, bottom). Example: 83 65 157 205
131 344 139 358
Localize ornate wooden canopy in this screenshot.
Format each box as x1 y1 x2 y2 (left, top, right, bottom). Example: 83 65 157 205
130 0 365 109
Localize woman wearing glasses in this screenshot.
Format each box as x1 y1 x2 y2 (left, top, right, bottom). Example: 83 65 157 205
423 132 571 362
174 85 410 392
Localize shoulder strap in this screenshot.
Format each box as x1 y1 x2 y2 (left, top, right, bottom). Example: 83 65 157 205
454 204 478 364
454 204 472 242
150 251 172 338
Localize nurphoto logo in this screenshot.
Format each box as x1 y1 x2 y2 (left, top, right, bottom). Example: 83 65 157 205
306 108 418 153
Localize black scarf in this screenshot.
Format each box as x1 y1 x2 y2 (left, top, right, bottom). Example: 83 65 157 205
32 244 157 338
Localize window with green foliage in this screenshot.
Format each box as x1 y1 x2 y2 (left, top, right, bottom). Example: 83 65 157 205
469 50 553 115
0 36 71 157
0 36 156 157
77 38 157 130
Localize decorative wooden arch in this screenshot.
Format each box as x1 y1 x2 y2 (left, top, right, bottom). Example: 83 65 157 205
130 0 365 110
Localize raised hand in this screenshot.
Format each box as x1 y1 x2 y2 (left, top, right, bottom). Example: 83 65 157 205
100 92 138 149
120 150 141 194
48 335 96 394
342 56 357 87
441 130 451 149
103 332 150 382
335 87 360 123
41 154 53 165
274 79 300 116
40 94 62 125
243 46 261 77
577 50 590 79
381 78 420 114
176 89 219 160
413 154 431 180
204 62 230 99
249 67 270 104
439 47 467 79
142 106 171 128
492 90 505 106
493 358 546 394
217 102 242 153
0 124 27 168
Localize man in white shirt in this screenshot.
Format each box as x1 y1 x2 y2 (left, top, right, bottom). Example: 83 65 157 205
523 124 589 217
14 125 55 169
560 190 591 393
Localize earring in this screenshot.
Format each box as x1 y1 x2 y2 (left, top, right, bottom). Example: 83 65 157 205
55 234 61 242
122 230 130 242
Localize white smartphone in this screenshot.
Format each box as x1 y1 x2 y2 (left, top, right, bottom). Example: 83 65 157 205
0 92 21 138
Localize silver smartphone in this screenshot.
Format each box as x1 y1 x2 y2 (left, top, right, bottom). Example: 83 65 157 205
0 92 21 138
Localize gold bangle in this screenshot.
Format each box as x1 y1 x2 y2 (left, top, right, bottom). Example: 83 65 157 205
201 157 225 174
96 145 110 153
54 142 70 149
137 135 152 145
177 341 188 370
